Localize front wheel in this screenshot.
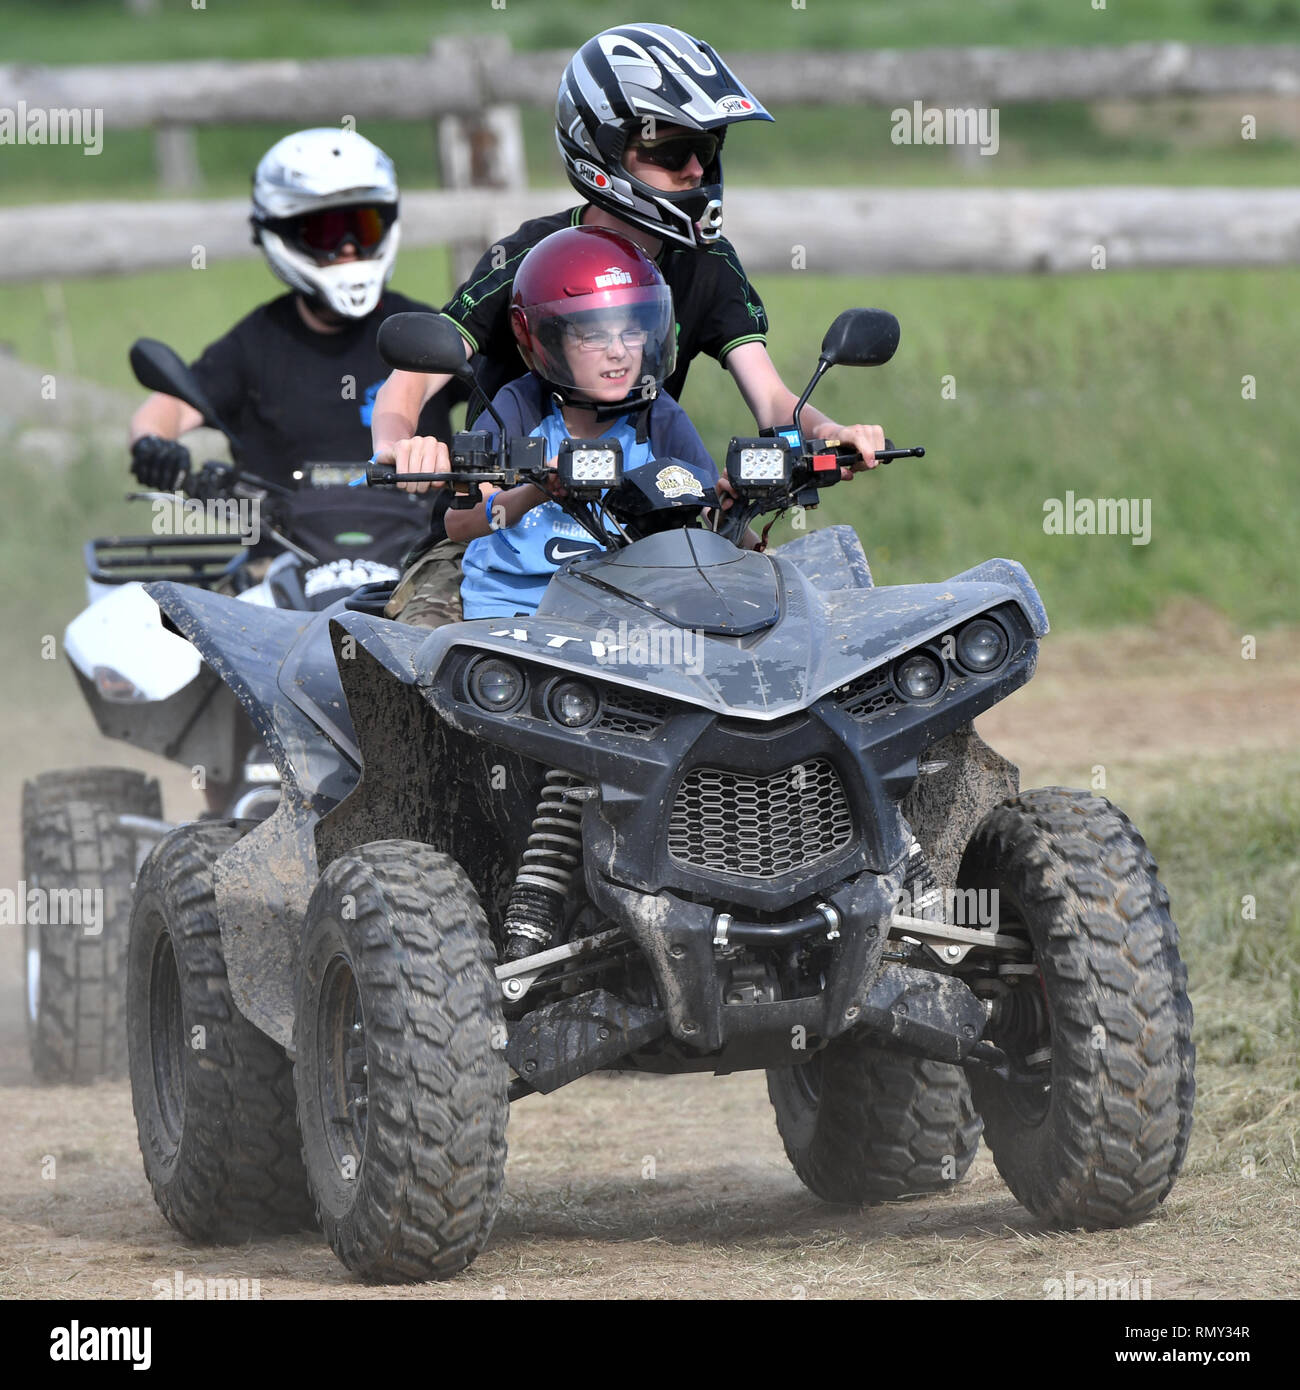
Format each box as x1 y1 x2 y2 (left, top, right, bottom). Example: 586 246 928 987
295 842 509 1282
127 821 315 1240
959 789 1195 1229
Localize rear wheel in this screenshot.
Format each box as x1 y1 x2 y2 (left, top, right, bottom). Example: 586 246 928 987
959 789 1195 1229
295 842 508 1281
127 820 315 1240
23 767 162 823
22 768 163 1082
24 802 137 1082
768 1041 982 1204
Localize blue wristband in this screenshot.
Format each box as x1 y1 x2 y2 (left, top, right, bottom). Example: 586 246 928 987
485 489 502 529
349 452 380 486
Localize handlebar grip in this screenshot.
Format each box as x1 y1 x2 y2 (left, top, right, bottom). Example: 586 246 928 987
872 445 926 464
366 464 456 486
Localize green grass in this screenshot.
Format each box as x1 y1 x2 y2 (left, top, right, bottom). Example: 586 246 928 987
689 267 1300 630
3 261 1297 632
1125 749 1300 1169
4 0 1298 66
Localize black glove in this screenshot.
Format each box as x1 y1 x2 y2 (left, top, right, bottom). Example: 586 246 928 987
130 435 191 492
189 462 236 501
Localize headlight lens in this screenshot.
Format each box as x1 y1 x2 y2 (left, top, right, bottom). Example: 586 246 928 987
738 447 787 482
955 619 1009 673
895 653 944 701
93 665 149 703
467 658 526 712
548 679 600 728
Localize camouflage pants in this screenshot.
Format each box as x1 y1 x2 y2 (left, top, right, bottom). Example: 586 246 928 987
384 538 467 628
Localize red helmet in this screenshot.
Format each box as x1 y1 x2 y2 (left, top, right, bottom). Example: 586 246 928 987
509 225 676 415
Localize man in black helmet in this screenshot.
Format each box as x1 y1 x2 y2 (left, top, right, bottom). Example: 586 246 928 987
372 21 885 486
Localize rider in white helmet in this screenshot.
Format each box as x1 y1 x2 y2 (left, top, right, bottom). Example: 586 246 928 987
250 127 401 320
130 128 461 492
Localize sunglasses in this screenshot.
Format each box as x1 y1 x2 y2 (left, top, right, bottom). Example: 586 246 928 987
626 131 721 173
278 204 395 258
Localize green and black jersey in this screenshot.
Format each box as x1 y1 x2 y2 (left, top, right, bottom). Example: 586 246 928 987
442 205 769 404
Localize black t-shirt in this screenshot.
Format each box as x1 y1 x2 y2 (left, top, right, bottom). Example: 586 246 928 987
443 205 769 405
188 290 466 487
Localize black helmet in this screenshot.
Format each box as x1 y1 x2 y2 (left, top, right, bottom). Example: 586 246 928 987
555 23 773 249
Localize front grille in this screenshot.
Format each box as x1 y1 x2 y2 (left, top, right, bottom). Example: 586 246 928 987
667 759 854 878
596 689 670 738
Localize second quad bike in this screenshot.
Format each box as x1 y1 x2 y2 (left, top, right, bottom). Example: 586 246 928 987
126 308 1195 1279
22 339 431 1083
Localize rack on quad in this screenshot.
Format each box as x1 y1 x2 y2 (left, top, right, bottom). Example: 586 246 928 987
126 309 1194 1281
21 339 428 1083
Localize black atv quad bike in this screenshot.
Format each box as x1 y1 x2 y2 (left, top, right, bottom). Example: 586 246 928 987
126 310 1194 1279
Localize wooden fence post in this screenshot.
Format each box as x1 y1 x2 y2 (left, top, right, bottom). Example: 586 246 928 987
431 35 528 287
155 126 201 192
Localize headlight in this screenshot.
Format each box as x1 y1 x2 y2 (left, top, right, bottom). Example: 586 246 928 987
894 652 944 701
737 447 787 482
93 665 149 703
955 619 1009 673
570 448 619 483
467 657 526 712
558 438 623 490
548 679 600 728
726 436 791 488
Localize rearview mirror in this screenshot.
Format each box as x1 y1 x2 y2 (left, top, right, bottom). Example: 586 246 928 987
819 309 900 368
377 312 472 376
129 338 231 435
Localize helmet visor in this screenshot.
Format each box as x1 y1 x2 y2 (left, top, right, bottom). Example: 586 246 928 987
522 284 676 404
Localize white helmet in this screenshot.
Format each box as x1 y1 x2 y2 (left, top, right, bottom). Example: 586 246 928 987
250 129 401 319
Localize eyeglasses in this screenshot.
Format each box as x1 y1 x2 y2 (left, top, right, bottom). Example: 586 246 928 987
625 131 720 173
563 326 651 352
281 204 395 258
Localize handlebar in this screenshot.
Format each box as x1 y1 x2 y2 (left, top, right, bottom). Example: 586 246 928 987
821 438 926 466
362 429 928 554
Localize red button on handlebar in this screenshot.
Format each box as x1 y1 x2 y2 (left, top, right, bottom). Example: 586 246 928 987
812 453 838 472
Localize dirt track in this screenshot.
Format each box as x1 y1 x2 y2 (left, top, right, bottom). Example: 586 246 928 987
2 605 1297 1299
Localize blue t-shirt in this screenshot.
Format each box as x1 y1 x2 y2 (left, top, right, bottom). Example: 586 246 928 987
460 376 716 619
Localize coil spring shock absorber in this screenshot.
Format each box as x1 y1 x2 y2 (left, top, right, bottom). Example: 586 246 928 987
903 834 944 920
502 770 589 962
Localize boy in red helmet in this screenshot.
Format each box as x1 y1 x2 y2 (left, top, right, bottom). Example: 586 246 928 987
389 225 740 625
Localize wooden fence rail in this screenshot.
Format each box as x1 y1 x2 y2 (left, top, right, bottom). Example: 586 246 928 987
4 187 1296 282
2 42 1298 128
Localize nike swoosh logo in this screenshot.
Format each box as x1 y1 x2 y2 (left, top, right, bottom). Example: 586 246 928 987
549 544 599 562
